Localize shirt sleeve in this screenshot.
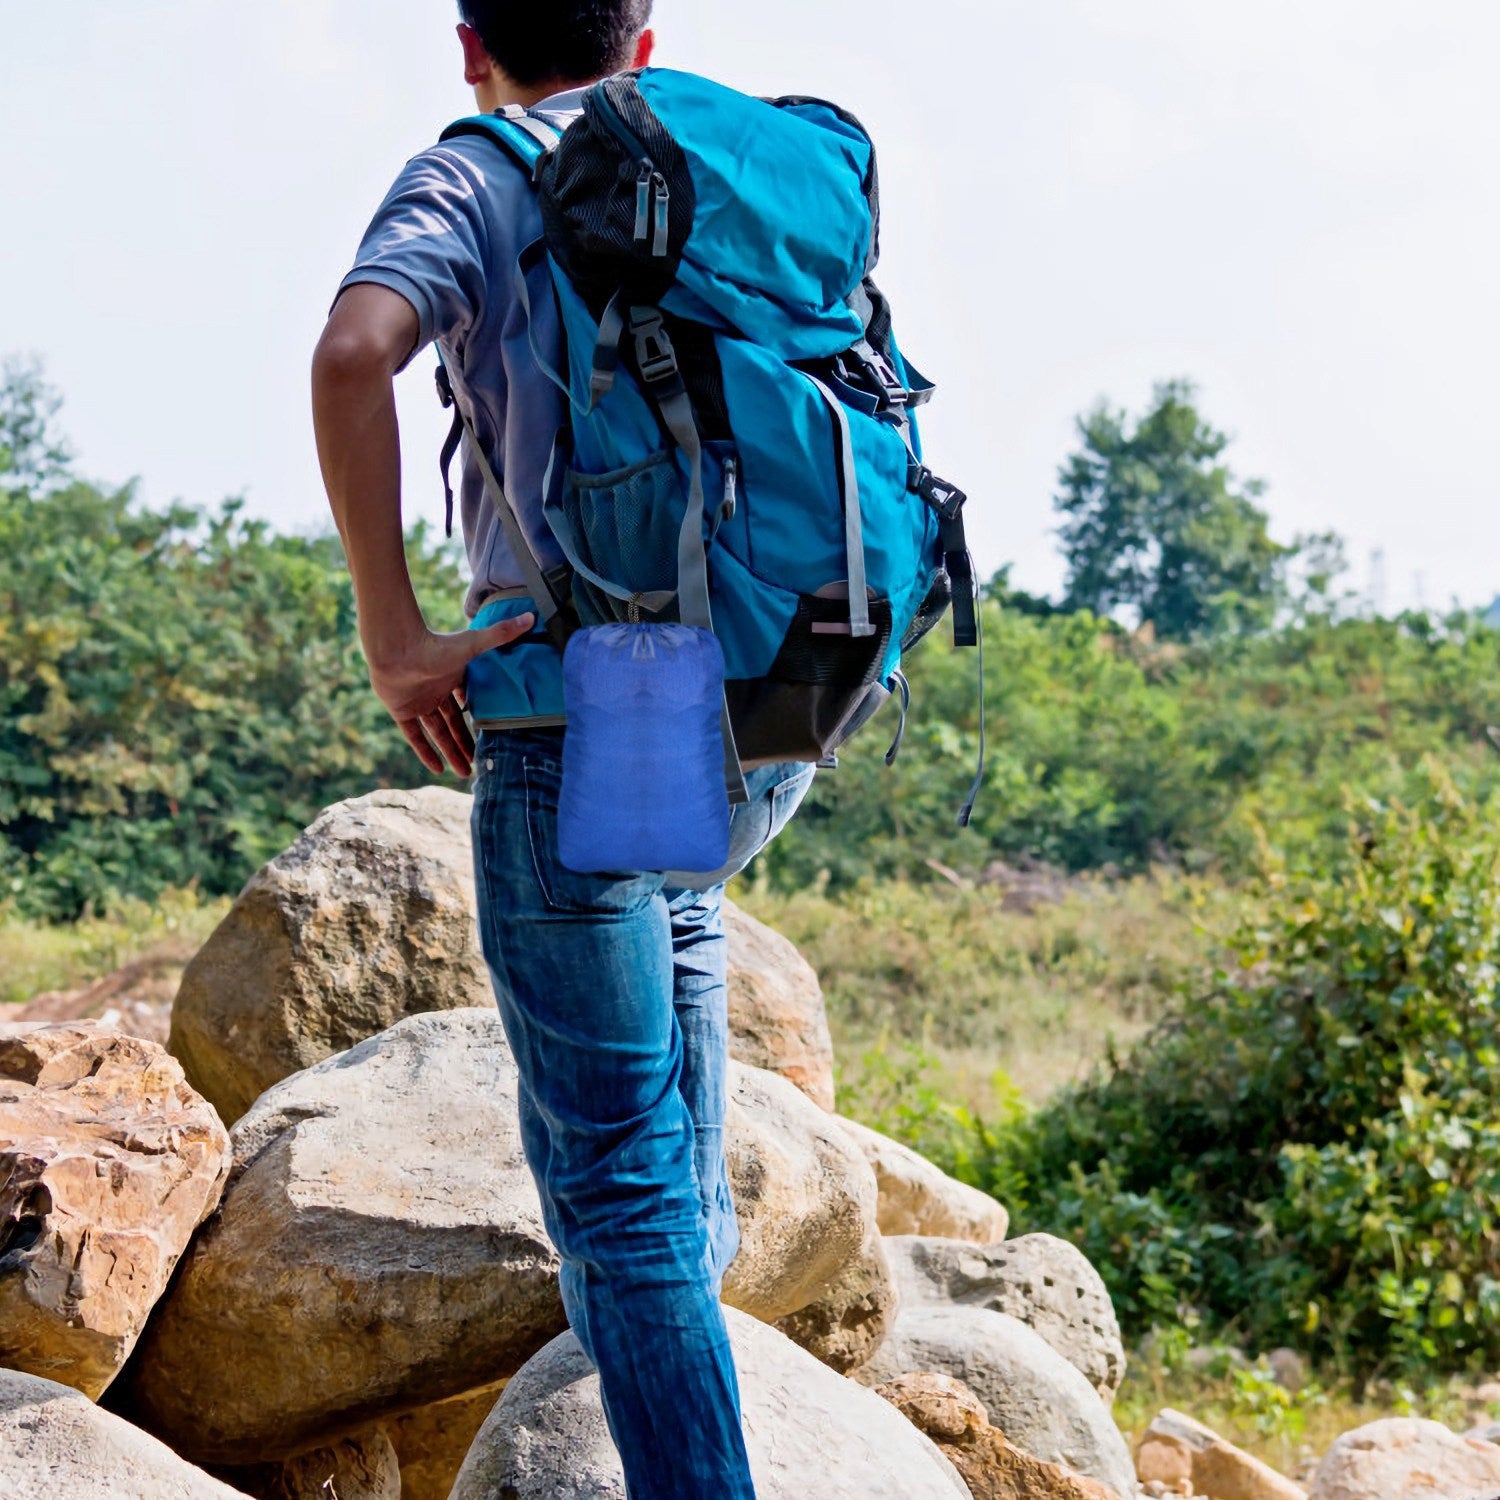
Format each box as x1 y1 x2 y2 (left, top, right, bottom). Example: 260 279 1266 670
337 146 491 356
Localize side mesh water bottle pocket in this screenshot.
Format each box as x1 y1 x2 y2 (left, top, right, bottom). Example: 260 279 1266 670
559 450 686 624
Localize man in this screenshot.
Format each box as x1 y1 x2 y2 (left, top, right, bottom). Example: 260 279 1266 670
310 5 814 1496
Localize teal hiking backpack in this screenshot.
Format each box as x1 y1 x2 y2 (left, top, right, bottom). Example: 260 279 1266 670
438 68 983 820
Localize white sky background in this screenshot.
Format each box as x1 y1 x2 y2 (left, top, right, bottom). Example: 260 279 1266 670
3 1 1497 611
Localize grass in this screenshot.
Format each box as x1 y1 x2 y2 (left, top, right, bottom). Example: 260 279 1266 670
735 871 1233 1116
1114 1338 1500 1482
0 889 228 1009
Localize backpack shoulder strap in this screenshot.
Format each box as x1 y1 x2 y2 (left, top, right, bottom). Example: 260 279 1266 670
439 108 563 177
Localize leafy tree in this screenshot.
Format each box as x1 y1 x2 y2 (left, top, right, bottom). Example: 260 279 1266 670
1056 380 1289 640
0 359 73 492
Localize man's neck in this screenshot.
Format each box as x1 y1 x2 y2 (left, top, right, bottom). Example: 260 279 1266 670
475 75 598 113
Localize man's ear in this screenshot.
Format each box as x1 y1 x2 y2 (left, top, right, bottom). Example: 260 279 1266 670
632 28 656 69
457 22 494 87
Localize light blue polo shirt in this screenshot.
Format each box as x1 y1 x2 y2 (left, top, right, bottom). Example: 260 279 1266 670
338 91 586 620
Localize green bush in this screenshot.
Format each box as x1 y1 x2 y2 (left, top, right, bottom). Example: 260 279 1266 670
937 764 1500 1373
1 462 467 920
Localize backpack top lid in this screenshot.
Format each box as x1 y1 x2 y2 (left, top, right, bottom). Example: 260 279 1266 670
546 69 879 361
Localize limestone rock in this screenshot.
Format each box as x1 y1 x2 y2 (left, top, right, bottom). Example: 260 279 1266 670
1136 1410 1305 1500
0 1368 249 1499
450 1306 970 1499
722 1061 894 1368
125 1009 564 1463
772 1221 894 1373
385 1383 507 1500
222 1427 401 1500
723 900 835 1111
887 1232 1126 1402
1308 1418 1500 1500
0 1021 231 1398
880 1370 1125 1499
169 787 491 1124
856 1302 1137 1496
839 1116 1009 1243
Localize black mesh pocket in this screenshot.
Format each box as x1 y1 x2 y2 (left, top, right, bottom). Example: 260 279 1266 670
726 593 894 766
902 567 953 654
561 451 685 623
538 75 696 315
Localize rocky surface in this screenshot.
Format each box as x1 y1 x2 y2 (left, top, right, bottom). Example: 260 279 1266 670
887 1232 1127 1402
385 1383 507 1500
857 1302 1138 1496
450 1306 970 1499
125 1009 565 1463
723 900 835 1110
879 1370 1125 1498
0 946 193 1047
1136 1409 1305 1500
169 788 493 1124
722 1061 894 1368
839 1116 1009 1242
0 1021 231 1398
0 1368 249 1499
1307 1417 1500 1500
222 1427 401 1500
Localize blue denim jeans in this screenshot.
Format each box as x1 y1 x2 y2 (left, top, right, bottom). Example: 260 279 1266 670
471 728 815 1500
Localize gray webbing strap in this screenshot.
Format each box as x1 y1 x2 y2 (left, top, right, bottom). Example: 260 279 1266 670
498 106 563 153
454 398 561 628
514 240 572 400
589 291 628 407
654 387 750 806
809 378 875 639
654 389 714 636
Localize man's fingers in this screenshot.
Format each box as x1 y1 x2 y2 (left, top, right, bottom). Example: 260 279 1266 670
465 613 537 661
440 693 475 765
422 709 473 778
399 718 445 776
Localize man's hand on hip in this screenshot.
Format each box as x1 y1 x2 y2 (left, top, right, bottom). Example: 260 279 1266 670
368 614 536 778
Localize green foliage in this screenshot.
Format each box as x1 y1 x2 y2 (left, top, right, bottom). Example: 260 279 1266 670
0 364 466 918
765 594 1500 892
937 766 1500 1374
1056 379 1293 639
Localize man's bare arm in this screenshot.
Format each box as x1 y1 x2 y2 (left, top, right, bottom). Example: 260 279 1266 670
311 283 532 777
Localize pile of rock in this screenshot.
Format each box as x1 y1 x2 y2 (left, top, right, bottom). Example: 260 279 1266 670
0 786 1340 1499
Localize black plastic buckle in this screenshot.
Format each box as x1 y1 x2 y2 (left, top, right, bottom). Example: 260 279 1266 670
863 349 910 407
908 464 967 522
629 308 683 395
435 363 455 409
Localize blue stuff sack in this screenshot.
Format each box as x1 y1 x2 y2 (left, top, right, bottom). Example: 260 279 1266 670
558 623 731 874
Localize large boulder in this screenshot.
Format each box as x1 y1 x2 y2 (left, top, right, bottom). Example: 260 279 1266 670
450 1306 970 1499
856 1303 1138 1497
839 1117 1009 1243
723 900 835 1111
722 1062 895 1368
169 788 491 1124
0 1021 231 1398
124 1009 565 1464
880 1371 1124 1499
0 1368 248 1499
887 1233 1126 1402
168 793 835 1128
1136 1409 1305 1500
1308 1418 1500 1500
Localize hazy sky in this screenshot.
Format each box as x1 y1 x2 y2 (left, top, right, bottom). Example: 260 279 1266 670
4 1 1498 610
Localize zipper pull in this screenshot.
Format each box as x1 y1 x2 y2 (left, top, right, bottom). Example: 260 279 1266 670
634 163 653 244
652 173 670 257
721 456 739 523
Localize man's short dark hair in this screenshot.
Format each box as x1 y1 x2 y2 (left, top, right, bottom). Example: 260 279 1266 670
458 1 653 88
